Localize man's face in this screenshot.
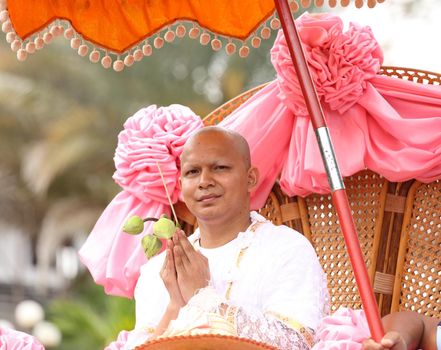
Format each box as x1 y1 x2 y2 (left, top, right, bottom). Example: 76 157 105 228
180 132 255 225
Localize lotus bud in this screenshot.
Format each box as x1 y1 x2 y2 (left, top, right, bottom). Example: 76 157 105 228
141 235 162 258
123 215 144 235
152 215 176 239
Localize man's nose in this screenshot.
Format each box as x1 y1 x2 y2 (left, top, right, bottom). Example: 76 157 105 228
198 170 214 189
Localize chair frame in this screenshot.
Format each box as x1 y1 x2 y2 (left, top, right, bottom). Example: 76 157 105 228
175 66 441 318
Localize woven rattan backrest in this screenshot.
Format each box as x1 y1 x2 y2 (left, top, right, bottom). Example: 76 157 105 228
299 171 387 311
391 181 441 318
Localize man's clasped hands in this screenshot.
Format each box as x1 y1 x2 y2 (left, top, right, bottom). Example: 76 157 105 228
160 230 210 309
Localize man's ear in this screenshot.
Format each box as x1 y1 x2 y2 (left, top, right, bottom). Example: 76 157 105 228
247 166 259 192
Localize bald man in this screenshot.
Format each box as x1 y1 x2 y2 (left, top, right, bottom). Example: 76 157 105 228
125 127 329 350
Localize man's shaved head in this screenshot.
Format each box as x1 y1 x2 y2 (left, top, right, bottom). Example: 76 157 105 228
181 126 251 168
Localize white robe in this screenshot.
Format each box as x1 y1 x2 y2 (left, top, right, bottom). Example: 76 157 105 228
125 212 329 349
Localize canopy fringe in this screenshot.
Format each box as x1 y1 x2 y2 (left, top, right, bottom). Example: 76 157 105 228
0 0 385 71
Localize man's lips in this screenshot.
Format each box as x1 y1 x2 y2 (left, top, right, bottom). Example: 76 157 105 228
197 194 221 202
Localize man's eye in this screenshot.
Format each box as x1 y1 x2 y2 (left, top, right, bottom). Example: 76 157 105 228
215 165 229 170
185 169 199 176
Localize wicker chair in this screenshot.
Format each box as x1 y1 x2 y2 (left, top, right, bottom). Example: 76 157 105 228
175 67 441 318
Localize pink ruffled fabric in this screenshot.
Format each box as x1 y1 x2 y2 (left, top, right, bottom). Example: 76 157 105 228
311 308 370 350
273 14 383 115
103 330 129 350
0 328 45 350
79 105 203 298
221 12 441 208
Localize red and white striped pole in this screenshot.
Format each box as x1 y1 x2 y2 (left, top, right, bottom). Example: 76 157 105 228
274 0 385 342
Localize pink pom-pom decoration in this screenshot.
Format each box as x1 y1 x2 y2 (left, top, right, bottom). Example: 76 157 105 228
56 25 65 36
64 27 74 39
164 30 175 42
368 0 377 8
133 49 143 61
251 36 261 48
17 48 27 61
101 55 112 69
10 39 21 52
78 44 89 57
34 37 44 50
225 42 236 55
113 59 124 72
261 26 271 39
239 45 250 58
26 42 36 53
1 20 11 33
43 32 53 44
124 54 134 67
301 0 312 6
211 38 222 51
49 26 58 36
142 44 152 56
189 27 200 39
199 32 210 46
50 25 63 37
153 37 164 49
89 50 100 63
70 37 81 49
176 25 186 38
5 31 15 43
270 18 281 30
0 9 8 22
289 1 299 11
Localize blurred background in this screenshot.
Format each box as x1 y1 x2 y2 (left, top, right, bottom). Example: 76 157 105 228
0 0 439 349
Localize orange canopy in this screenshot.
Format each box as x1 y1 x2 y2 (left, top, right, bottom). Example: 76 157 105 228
8 0 275 53
1 0 385 69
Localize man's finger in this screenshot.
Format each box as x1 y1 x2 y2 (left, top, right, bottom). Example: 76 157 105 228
362 338 384 350
163 249 169 269
173 244 188 274
380 332 402 348
167 241 177 276
177 230 196 258
174 233 191 264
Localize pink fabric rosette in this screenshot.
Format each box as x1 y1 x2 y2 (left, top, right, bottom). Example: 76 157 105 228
221 12 441 208
79 104 203 298
0 327 45 350
273 13 383 115
311 307 370 350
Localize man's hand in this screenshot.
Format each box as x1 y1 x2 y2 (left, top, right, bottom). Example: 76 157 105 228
173 230 210 303
362 332 407 350
160 240 186 309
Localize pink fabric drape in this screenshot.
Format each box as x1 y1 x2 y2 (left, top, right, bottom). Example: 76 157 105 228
311 308 370 350
221 13 441 209
0 328 45 350
78 105 203 298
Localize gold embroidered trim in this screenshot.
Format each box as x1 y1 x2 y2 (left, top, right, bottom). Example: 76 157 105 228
299 327 315 348
224 219 263 300
145 326 156 334
225 245 249 300
265 311 315 347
